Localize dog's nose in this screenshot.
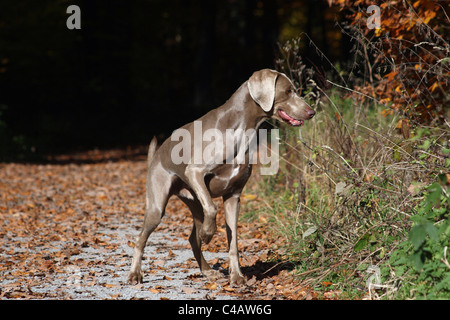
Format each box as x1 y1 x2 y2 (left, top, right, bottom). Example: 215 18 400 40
307 109 315 119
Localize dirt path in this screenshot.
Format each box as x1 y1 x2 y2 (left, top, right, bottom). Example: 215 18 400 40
0 149 318 300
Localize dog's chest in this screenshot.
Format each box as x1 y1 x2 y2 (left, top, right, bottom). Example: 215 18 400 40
207 163 252 197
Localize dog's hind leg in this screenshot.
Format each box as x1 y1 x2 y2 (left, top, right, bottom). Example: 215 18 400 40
127 167 173 284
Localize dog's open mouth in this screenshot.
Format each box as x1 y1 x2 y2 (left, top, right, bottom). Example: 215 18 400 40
278 109 303 126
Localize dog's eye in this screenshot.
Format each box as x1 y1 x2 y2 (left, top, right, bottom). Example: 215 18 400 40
286 89 293 95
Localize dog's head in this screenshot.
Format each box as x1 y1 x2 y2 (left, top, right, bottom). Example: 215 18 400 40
247 69 315 126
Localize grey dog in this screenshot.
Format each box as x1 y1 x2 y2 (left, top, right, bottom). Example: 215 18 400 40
128 69 315 285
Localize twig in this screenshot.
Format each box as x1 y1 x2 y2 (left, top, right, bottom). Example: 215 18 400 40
442 247 450 270
295 258 359 277
261 260 291 275
326 79 381 104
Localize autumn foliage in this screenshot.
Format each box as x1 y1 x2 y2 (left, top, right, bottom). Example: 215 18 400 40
332 0 449 125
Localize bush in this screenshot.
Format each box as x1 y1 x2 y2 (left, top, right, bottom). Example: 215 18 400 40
242 29 449 298
333 0 449 125
387 174 449 299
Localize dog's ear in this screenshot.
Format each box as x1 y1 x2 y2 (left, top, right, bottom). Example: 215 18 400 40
247 69 279 112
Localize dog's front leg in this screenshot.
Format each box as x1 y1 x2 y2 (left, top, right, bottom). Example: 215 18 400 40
224 194 245 286
184 166 217 244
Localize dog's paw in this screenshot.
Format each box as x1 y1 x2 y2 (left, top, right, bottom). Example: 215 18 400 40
127 271 143 285
230 273 246 287
203 269 222 281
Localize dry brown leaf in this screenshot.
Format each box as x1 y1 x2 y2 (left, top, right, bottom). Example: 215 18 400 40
223 286 235 292
181 287 197 294
203 282 218 290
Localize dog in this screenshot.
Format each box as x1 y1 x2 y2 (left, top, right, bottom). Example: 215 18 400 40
127 69 315 285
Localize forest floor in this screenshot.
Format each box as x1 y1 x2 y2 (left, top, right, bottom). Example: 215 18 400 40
0 146 338 300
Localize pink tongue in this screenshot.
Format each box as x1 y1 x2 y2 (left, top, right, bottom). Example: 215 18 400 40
278 110 302 126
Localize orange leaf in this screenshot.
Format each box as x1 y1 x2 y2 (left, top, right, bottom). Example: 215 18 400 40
429 82 438 92
334 112 341 121
204 282 218 290
380 109 394 117
322 281 334 287
223 286 235 292
423 10 436 24
385 71 397 81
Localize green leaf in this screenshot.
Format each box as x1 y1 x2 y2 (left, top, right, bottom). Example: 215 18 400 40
354 234 370 251
418 139 431 150
423 182 442 211
302 226 317 240
436 274 450 291
393 148 401 161
379 246 385 259
394 265 407 277
411 251 424 270
441 57 450 65
423 221 438 241
409 225 426 250
428 183 442 200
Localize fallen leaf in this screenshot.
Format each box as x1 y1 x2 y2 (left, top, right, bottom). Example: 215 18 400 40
322 281 334 287
168 249 176 257
323 290 342 299
181 287 197 294
223 286 235 292
203 282 218 290
153 260 165 266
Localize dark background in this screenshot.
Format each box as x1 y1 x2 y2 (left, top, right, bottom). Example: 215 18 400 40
0 0 351 160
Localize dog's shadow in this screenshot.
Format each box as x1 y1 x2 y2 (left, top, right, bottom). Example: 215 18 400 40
212 260 295 281
242 260 295 280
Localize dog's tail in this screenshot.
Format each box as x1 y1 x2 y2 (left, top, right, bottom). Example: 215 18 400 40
147 136 158 169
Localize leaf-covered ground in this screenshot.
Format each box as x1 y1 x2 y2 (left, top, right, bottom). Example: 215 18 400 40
0 147 335 300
